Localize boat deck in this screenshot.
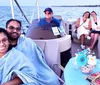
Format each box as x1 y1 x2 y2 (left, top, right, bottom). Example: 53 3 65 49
71 40 98 59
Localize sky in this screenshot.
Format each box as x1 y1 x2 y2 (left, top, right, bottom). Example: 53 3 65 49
0 0 100 6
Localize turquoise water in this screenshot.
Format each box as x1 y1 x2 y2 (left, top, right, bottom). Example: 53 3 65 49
0 6 100 30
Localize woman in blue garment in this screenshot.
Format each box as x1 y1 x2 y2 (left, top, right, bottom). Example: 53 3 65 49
0 28 38 85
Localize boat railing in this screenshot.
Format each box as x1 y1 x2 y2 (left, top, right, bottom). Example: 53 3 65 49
52 64 66 85
14 0 30 24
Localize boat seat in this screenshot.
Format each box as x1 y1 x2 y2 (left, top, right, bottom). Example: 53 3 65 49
52 64 66 85
26 27 71 77
53 15 62 21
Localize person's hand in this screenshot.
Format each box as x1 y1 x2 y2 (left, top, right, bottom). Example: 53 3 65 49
83 26 87 29
97 26 100 29
1 77 23 85
73 28 77 33
83 17 87 23
1 83 8 85
75 24 80 29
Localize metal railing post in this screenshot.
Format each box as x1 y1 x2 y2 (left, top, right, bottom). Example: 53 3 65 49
10 0 15 19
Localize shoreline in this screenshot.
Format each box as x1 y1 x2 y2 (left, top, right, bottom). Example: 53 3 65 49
52 5 100 7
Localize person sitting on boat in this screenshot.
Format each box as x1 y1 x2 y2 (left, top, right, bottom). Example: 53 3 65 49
38 7 60 30
0 28 39 85
89 11 100 50
75 11 91 49
5 19 60 85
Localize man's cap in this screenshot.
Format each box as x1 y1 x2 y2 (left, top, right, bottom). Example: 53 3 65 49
44 7 53 13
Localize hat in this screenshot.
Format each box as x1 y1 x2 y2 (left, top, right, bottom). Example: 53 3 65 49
44 7 53 13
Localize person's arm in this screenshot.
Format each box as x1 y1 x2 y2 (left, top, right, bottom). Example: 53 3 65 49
75 18 80 29
51 17 60 27
88 20 92 30
97 19 100 29
97 26 100 29
84 19 92 30
1 77 23 85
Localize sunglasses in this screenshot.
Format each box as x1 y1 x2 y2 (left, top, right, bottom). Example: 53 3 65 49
7 26 21 31
45 12 51 15
0 38 8 44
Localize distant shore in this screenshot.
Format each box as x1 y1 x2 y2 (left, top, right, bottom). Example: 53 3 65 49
52 5 100 7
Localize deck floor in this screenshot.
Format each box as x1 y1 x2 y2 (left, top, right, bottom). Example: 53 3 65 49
71 41 98 58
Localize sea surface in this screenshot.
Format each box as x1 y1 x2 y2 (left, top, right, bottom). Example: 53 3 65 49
0 6 100 31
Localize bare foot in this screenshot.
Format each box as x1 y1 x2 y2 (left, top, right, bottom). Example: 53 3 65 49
88 46 93 50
